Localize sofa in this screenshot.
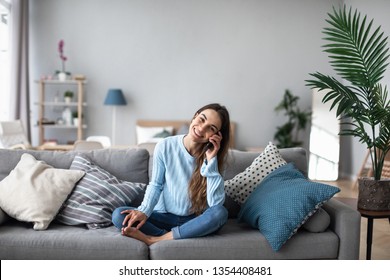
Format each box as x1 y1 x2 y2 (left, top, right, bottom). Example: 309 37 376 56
0 146 361 260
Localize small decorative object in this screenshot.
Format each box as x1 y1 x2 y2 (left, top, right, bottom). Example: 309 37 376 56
55 39 71 81
273 89 311 148
56 118 65 125
64 90 74 103
74 74 86 81
53 92 59 103
306 6 390 210
62 107 72 126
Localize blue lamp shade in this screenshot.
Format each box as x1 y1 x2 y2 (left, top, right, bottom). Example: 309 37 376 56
104 89 127 106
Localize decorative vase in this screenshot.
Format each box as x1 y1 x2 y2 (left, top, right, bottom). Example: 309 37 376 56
62 107 72 126
58 72 67 81
358 178 390 211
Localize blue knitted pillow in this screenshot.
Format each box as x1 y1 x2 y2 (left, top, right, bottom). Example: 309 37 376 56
238 163 339 251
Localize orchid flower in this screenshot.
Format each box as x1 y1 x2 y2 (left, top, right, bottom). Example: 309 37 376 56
57 40 69 74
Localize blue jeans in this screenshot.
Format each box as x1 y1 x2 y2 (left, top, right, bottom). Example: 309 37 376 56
111 205 228 240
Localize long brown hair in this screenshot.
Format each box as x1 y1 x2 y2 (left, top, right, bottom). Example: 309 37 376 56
188 103 230 215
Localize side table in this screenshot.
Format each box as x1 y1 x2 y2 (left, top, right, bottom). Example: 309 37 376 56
358 208 390 260
334 197 390 260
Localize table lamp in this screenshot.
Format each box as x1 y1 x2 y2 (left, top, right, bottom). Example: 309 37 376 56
104 89 127 145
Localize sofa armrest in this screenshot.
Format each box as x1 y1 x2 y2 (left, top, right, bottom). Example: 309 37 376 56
322 198 361 259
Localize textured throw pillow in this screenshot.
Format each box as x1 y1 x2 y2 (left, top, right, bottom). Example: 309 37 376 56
56 155 146 229
225 142 287 204
238 163 340 251
0 153 84 230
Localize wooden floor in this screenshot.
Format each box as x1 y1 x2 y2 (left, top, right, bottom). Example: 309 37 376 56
323 179 390 260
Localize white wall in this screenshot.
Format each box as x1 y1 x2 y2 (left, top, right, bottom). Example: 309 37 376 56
31 0 390 178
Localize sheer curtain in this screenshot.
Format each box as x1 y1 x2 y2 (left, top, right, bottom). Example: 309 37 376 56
9 0 30 140
0 0 11 121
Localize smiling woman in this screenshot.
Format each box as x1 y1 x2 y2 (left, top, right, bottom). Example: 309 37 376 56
112 103 232 246
0 0 10 121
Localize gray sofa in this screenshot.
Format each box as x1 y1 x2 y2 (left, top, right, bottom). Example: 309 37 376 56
0 147 361 260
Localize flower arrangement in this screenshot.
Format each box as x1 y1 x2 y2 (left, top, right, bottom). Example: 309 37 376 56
56 40 71 76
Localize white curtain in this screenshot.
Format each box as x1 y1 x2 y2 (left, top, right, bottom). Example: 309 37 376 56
9 0 30 140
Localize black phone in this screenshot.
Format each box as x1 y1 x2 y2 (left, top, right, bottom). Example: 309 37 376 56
203 142 214 152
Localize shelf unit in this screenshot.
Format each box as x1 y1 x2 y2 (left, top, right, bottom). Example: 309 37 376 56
35 79 87 145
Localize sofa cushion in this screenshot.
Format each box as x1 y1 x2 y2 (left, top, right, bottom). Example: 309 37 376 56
0 220 149 260
56 155 146 229
224 142 287 204
302 207 331 233
0 208 10 225
238 163 340 251
149 219 339 259
0 153 84 230
0 148 150 184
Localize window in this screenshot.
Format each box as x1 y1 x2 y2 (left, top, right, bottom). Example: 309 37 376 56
0 0 10 121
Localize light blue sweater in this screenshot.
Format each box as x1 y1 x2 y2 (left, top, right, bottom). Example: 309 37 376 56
137 135 225 217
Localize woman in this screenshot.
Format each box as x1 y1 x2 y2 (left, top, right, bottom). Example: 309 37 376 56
111 103 231 245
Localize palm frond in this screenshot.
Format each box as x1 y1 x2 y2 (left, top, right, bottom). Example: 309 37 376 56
322 6 389 87
306 72 359 117
306 5 390 180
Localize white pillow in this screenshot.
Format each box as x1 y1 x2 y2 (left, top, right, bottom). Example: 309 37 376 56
225 142 287 204
136 126 173 144
0 153 85 230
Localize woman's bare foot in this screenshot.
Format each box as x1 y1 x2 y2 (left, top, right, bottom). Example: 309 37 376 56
121 227 173 246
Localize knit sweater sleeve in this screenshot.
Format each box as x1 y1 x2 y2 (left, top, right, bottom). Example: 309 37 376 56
137 143 165 217
201 157 225 207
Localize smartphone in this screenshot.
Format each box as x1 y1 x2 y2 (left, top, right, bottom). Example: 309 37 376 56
203 142 214 152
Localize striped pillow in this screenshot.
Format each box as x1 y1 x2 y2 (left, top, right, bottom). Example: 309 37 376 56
56 155 146 229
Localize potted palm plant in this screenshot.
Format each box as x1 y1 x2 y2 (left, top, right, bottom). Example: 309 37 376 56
306 6 390 210
274 89 311 148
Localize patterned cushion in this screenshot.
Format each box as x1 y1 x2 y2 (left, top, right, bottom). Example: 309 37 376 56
224 142 286 204
56 155 146 229
238 163 340 251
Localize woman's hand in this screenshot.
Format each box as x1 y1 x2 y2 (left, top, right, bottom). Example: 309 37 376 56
205 131 222 161
120 209 147 231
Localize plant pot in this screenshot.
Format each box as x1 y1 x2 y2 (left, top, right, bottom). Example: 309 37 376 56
58 72 67 81
358 178 390 211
